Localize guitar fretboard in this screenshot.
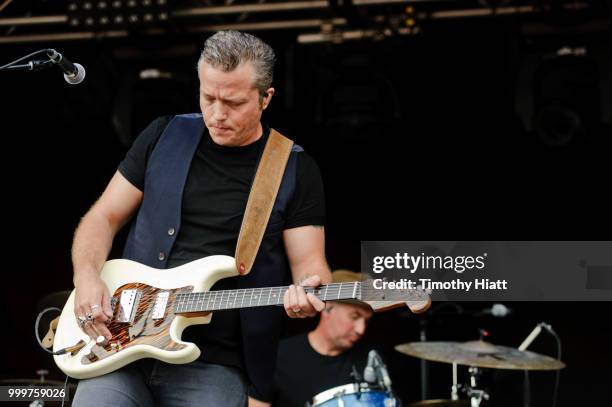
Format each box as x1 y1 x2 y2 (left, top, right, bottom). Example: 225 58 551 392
174 282 361 313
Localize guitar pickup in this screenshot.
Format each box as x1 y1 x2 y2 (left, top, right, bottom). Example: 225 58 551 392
116 289 141 324
152 291 169 320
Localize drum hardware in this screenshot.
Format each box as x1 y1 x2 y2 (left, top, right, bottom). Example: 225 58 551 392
396 333 564 407
445 367 489 407
465 367 488 407
351 365 364 382
518 322 554 351
408 302 516 401
450 363 458 400
465 389 488 407
364 350 393 391
412 302 466 400
517 322 562 407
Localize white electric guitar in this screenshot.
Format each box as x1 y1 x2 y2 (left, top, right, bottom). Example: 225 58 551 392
53 255 430 379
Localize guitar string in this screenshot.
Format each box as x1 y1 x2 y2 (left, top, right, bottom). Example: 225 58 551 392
174 283 363 312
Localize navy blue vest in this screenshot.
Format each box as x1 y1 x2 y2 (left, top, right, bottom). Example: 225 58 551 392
123 113 303 400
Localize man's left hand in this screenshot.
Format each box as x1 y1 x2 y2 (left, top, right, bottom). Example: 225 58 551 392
283 275 326 318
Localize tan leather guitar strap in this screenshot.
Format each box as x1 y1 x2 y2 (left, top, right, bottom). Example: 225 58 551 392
235 129 294 275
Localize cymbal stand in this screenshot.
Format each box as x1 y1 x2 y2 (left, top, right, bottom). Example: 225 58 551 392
467 367 489 407
449 365 489 406
451 363 459 400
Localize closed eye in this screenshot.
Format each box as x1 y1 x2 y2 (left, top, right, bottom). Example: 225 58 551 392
227 100 246 107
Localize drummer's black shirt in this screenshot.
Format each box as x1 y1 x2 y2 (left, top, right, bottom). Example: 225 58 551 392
273 334 370 407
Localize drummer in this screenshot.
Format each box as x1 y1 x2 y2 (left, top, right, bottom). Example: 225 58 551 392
273 270 377 407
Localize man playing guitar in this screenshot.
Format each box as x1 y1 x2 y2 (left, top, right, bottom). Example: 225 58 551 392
70 30 331 407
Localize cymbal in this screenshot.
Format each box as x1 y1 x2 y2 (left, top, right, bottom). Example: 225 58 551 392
395 341 565 370
407 400 470 407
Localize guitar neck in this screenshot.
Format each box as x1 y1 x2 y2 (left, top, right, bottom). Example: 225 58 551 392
174 282 361 314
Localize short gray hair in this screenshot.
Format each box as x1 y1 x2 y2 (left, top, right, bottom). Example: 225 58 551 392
197 30 275 97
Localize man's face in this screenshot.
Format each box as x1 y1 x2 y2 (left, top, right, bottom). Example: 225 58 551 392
198 61 274 147
324 303 373 351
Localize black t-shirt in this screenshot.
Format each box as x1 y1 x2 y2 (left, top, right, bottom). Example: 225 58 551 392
273 334 371 407
118 115 325 369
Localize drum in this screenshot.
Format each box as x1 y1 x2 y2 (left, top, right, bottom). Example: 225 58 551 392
310 382 398 407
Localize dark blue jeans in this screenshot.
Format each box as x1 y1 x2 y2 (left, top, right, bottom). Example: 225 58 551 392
72 360 247 407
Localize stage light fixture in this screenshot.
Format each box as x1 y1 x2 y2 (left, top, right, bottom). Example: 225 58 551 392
66 0 170 29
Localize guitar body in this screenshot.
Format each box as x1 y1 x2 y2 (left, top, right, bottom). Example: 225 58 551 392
53 255 238 379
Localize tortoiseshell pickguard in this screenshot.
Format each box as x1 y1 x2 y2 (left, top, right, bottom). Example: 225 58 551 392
81 283 193 365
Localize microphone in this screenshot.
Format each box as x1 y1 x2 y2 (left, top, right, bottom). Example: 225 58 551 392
364 350 392 390
364 350 377 383
1 59 54 72
373 351 392 390
519 322 555 351
478 303 512 318
46 49 86 85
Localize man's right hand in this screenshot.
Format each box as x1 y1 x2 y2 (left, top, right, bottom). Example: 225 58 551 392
74 272 114 341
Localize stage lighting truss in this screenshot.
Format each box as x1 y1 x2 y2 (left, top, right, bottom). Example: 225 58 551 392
65 0 171 29
0 0 608 44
